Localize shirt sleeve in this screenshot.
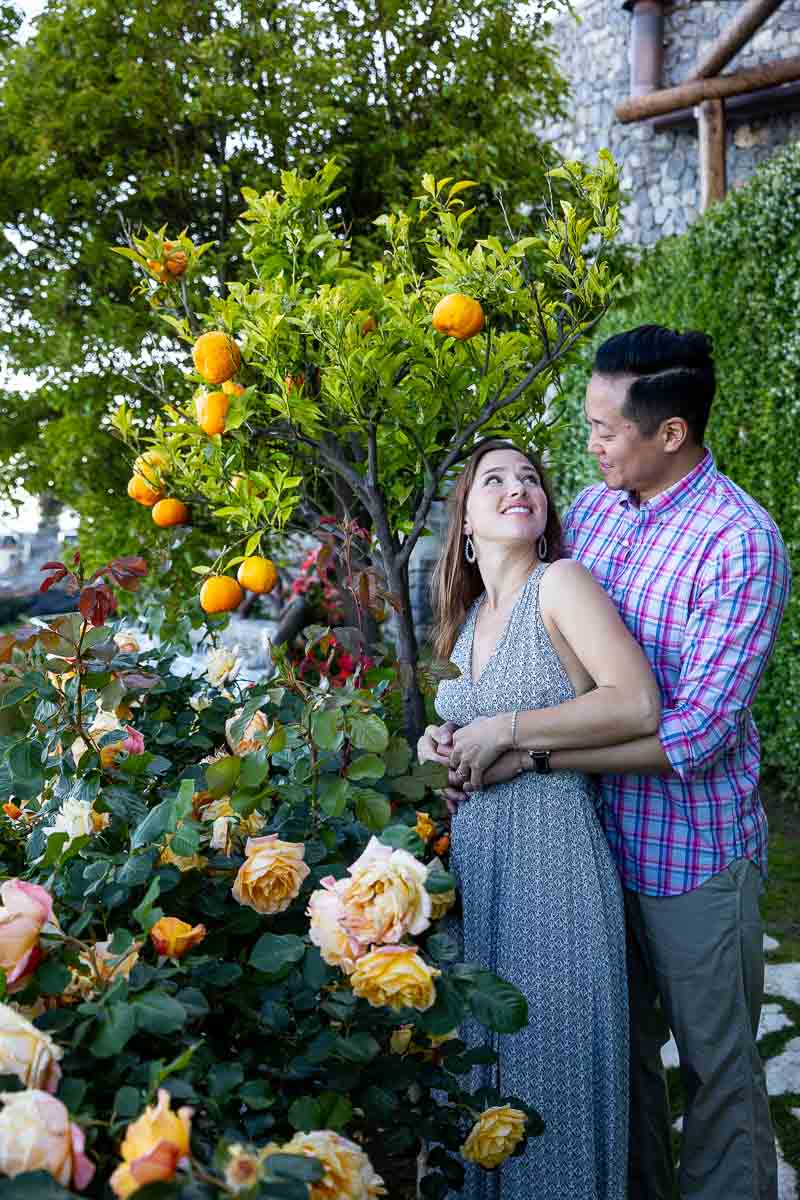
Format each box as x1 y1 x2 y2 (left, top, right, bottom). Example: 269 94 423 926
658 526 791 782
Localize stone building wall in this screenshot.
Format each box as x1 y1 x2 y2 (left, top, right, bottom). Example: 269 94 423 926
539 0 800 244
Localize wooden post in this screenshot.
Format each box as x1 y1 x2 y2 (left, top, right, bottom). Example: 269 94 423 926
691 0 785 80
696 99 727 210
615 55 800 122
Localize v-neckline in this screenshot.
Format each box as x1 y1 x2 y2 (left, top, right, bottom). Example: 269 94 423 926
468 564 543 686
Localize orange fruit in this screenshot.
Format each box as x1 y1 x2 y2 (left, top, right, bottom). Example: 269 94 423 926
192 331 241 385
237 556 278 594
195 391 230 436
361 315 378 335
231 474 257 495
200 575 243 613
163 241 188 277
222 380 245 397
133 448 168 485
127 474 163 507
431 293 485 340
152 498 190 527
146 258 168 283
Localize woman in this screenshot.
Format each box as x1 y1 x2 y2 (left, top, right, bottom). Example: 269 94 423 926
419 439 660 1200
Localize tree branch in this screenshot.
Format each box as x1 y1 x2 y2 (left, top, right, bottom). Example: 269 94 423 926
394 308 608 572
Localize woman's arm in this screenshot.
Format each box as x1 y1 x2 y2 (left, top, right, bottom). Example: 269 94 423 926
448 560 662 790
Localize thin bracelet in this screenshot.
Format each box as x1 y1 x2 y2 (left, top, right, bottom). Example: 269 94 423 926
510 710 519 749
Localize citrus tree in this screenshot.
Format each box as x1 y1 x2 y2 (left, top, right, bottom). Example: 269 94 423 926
115 156 621 738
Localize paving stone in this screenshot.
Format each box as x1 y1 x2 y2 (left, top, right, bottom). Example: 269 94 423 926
766 1037 800 1096
767 963 800 1006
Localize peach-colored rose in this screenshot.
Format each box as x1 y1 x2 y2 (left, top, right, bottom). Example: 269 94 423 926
2 803 21 820
0 880 53 992
224 1143 263 1192
110 1088 192 1198
0 1003 62 1091
225 708 270 756
307 877 365 975
350 946 440 1012
232 834 310 915
122 726 145 755
414 812 436 843
158 831 206 873
338 837 430 947
277 1130 386 1200
113 629 141 654
149 917 206 959
67 938 141 1001
460 1105 527 1168
0 1088 95 1190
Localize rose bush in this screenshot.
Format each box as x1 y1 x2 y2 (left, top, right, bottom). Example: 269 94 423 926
0 552 542 1198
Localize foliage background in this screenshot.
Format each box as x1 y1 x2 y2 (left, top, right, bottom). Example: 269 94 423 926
0 0 567 572
547 139 800 791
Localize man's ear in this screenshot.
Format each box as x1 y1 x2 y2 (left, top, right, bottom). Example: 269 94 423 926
661 417 690 455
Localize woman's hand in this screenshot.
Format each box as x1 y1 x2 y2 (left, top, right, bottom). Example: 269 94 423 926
417 721 467 815
448 714 511 791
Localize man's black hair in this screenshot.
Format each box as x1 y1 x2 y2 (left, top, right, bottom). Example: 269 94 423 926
593 324 715 444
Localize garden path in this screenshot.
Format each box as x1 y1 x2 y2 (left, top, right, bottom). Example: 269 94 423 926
662 935 800 1198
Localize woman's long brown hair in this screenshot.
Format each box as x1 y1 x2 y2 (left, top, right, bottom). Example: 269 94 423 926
430 439 563 662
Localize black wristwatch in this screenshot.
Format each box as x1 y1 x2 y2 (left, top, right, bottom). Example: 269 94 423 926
527 749 552 775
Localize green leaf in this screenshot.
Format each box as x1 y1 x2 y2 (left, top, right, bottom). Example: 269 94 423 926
250 933 306 977
349 713 389 752
114 1085 142 1118
334 1032 380 1063
466 970 529 1034
40 831 70 867
417 976 467 1037
206 754 242 796
311 708 341 750
379 825 424 855
133 991 187 1035
390 775 426 800
130 797 174 850
287 1095 321 1131
318 776 349 817
345 753 385 781
92 1002 137 1057
132 877 162 932
426 934 460 963
316 1091 353 1131
240 750 269 788
7 740 44 800
241 1079 275 1110
354 788 391 832
384 737 412 776
36 960 72 996
0 1173 80 1199
268 1154 325 1183
426 870 456 894
208 1061 245 1098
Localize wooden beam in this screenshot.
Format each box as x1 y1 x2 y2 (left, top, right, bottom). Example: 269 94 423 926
697 99 727 211
616 55 800 122
649 79 800 131
691 0 785 81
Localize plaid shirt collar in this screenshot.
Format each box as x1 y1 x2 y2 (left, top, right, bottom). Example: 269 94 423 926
618 449 716 519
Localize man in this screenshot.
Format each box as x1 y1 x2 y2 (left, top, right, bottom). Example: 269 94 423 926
421 325 790 1200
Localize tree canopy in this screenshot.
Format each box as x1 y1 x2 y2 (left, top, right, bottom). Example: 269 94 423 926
0 0 568 561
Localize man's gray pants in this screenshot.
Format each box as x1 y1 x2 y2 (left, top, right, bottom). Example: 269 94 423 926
625 858 778 1200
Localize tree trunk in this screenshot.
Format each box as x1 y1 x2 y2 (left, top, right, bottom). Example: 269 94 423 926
387 558 426 745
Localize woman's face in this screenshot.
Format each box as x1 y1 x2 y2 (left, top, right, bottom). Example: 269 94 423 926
464 449 547 551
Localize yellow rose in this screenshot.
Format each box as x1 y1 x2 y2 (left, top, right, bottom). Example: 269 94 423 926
414 811 436 843
67 938 141 1001
350 946 440 1012
277 1130 386 1200
224 1143 263 1193
0 1003 62 1092
110 1088 192 1198
149 917 207 959
389 1025 414 1054
225 707 270 756
460 1105 527 1169
0 1088 95 1189
232 834 310 915
158 831 206 874
339 836 431 947
307 877 364 975
430 889 457 921
0 879 54 993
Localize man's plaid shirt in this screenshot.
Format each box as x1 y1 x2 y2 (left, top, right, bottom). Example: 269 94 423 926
563 451 791 896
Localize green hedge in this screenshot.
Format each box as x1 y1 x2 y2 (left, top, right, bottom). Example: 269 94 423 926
549 140 800 792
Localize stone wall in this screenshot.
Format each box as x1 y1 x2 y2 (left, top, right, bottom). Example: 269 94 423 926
539 0 800 244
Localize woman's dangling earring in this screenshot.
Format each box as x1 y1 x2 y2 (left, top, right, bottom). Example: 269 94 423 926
537 534 548 561
464 533 476 564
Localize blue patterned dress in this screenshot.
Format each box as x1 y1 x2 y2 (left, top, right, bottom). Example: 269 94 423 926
435 564 628 1200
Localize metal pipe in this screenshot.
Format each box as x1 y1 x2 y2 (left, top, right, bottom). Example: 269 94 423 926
628 0 665 96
